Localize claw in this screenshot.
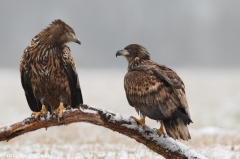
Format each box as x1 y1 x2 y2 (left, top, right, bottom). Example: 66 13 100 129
54 102 66 121
132 115 146 127
66 105 71 110
32 105 48 119
157 121 166 136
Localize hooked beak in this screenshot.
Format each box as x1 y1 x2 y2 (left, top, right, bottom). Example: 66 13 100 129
116 50 122 57
116 49 129 57
75 39 81 45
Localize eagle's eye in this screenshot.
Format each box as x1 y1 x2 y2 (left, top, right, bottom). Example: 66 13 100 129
128 49 132 52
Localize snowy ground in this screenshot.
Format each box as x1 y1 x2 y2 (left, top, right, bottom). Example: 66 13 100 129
0 68 239 159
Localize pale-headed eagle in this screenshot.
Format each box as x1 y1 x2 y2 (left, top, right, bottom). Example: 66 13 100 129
20 19 83 120
116 44 192 140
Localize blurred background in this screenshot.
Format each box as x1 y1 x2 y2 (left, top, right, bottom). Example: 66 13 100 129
0 1 240 158
0 1 240 68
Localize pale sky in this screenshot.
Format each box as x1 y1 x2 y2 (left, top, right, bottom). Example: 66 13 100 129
0 1 239 68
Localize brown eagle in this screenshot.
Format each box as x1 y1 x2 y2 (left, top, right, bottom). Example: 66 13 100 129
20 19 83 120
116 44 192 140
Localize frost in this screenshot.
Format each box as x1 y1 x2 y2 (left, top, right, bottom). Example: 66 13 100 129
71 108 79 111
6 125 12 131
62 108 79 114
122 122 145 133
122 123 207 159
46 113 52 120
105 109 115 114
79 107 97 114
0 68 240 158
114 113 131 122
104 111 131 123
40 116 46 121
198 126 227 135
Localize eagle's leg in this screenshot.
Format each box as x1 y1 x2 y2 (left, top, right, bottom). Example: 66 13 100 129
157 120 166 136
132 115 146 127
32 104 48 119
54 102 66 118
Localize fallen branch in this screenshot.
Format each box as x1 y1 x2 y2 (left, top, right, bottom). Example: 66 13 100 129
0 104 206 159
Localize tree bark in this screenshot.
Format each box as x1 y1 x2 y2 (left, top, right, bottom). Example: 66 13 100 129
0 104 206 159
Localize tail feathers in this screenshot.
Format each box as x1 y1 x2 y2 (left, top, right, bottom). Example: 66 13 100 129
163 118 191 140
174 109 193 125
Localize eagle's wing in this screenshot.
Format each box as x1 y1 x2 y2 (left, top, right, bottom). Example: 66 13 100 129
20 47 42 112
62 45 83 108
125 64 190 120
153 64 190 118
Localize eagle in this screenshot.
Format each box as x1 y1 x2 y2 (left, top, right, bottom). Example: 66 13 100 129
20 19 83 120
116 44 192 140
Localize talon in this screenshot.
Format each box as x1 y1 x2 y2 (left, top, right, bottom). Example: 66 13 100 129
54 102 66 120
33 111 41 119
32 105 48 119
54 108 60 115
59 102 65 118
41 105 48 115
132 115 146 127
157 121 167 136
66 105 71 110
32 112 36 116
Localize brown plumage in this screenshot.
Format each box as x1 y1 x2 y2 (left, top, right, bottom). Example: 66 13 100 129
116 44 192 140
20 19 83 119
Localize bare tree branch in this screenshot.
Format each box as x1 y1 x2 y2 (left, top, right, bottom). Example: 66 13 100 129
0 104 206 159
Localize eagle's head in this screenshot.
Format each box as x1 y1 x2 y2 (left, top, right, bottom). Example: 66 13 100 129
116 44 150 64
37 19 81 46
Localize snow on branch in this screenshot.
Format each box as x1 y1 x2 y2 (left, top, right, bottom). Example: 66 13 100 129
0 104 206 159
